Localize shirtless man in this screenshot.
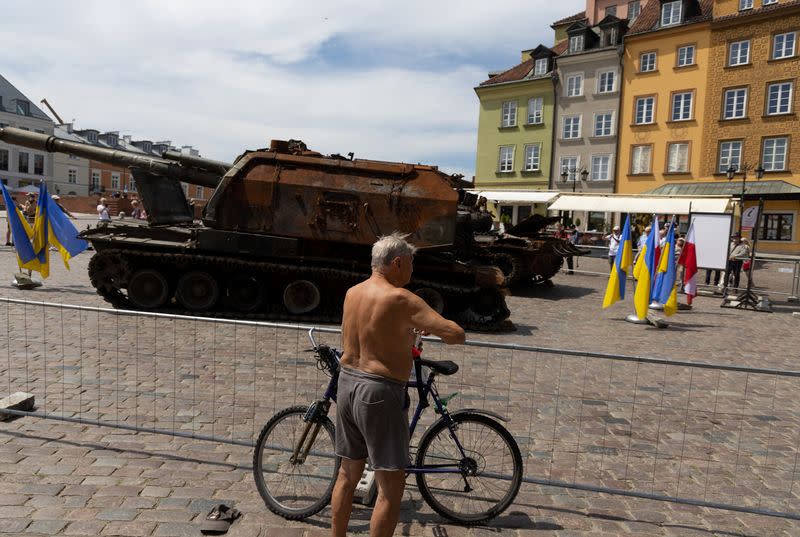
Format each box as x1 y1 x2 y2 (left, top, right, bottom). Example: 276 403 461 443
331 232 465 537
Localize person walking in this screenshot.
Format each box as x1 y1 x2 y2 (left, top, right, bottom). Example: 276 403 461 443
727 234 749 290
97 197 111 222
605 225 621 268
330 232 465 537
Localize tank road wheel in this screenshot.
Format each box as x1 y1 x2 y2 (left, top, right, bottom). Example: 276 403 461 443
127 269 169 309
414 287 445 314
283 280 321 315
176 271 220 311
227 276 264 312
88 252 130 292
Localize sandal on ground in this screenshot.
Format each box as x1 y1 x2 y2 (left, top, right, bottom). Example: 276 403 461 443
200 504 241 535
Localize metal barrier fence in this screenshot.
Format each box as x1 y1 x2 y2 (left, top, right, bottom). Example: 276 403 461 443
1 297 799 520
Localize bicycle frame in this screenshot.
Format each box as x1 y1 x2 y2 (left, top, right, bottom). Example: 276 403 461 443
307 328 472 476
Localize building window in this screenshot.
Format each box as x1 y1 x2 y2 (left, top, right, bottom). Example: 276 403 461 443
86 132 98 143
498 146 515 172
195 185 204 199
0 149 7 171
569 34 584 53
661 1 682 26
631 145 652 174
111 172 120 189
766 82 793 115
677 45 695 67
106 134 118 147
91 171 100 191
598 70 616 93
534 58 549 76
15 100 30 116
763 0 778 4
671 91 693 121
723 88 748 119
635 96 655 124
143 142 152 153
606 27 618 46
762 137 788 171
18 152 29 174
640 51 657 72
501 101 517 127
760 214 793 241
667 143 690 173
527 97 544 124
605 5 617 16
628 0 641 21
68 169 77 184
739 0 754 9
773 32 797 59
523 144 541 171
594 112 614 136
729 40 750 66
590 155 612 180
130 178 137 192
566 74 583 97
562 115 582 139
560 156 579 181
33 154 44 175
719 141 743 173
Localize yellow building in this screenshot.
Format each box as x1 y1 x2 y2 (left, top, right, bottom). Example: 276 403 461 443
617 0 712 193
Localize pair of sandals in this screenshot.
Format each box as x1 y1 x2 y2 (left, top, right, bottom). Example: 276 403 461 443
201 504 241 535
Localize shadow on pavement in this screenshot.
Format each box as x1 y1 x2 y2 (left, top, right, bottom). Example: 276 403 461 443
511 283 596 300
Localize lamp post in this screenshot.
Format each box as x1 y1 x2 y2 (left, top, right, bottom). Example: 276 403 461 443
560 167 589 227
726 163 765 237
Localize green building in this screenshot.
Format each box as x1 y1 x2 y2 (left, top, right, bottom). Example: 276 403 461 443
473 44 563 224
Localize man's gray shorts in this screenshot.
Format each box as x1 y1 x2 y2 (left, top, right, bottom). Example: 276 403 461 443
335 367 410 471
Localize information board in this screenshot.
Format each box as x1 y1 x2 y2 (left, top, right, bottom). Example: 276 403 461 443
688 212 734 270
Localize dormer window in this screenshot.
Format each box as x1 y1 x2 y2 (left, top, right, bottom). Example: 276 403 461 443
534 58 549 76
607 27 618 46
143 142 152 153
106 134 118 147
569 34 584 53
661 1 682 26
15 100 30 116
87 132 98 143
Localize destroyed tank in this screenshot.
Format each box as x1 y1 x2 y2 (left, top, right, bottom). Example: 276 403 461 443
457 190 588 287
0 127 510 330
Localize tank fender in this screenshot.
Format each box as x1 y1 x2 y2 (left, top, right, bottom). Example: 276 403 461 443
447 408 508 422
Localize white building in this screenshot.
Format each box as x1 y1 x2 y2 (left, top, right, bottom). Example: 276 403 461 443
52 123 90 196
0 74 54 190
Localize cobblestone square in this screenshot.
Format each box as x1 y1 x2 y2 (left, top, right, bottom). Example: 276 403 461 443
0 234 798 536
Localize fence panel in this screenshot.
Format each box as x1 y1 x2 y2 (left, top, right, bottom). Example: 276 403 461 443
1 298 798 519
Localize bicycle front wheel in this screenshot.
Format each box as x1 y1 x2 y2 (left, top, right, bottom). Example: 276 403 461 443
415 412 523 525
253 405 340 520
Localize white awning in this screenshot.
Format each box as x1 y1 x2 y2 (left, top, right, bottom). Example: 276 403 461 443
467 190 560 205
548 194 733 215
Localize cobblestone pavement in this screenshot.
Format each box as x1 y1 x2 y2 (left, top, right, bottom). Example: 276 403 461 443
0 229 798 536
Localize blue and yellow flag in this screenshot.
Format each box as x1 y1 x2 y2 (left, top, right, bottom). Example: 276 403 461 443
654 218 678 316
46 192 88 269
602 214 633 308
2 182 45 275
633 214 659 320
31 182 50 278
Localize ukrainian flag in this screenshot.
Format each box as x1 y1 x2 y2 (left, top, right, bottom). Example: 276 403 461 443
654 218 678 316
602 214 633 308
1 182 45 275
633 214 659 320
31 182 50 278
46 191 88 269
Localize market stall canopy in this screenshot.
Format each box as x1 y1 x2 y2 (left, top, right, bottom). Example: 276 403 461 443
647 180 800 200
13 185 39 194
466 190 560 205
549 193 733 215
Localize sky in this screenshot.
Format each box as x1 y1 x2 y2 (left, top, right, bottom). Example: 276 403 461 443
2 0 584 180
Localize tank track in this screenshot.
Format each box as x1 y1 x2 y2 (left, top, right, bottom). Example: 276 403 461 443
88 249 512 332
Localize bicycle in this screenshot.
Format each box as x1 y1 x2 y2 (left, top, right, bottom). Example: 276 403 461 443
252 328 523 525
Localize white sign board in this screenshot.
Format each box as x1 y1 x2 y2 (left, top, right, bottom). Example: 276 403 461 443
688 213 734 270
742 206 760 230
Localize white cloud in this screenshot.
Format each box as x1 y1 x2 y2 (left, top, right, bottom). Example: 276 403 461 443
1 0 584 176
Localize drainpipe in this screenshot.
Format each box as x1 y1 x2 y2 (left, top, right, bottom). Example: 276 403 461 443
549 65 559 218
611 41 626 230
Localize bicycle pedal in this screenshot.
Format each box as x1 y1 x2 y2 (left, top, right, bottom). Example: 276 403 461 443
354 464 378 506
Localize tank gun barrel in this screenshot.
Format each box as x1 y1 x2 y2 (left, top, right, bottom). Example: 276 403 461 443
161 150 231 176
0 127 222 189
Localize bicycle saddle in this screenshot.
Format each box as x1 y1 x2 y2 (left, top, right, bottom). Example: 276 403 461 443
417 358 459 376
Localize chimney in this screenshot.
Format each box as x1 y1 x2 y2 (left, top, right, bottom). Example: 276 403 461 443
123 135 132 144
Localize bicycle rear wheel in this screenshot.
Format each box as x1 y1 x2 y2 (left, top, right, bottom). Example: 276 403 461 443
415 412 523 525
253 405 340 519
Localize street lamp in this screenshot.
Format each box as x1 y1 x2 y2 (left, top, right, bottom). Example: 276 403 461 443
726 163 765 237
560 167 589 193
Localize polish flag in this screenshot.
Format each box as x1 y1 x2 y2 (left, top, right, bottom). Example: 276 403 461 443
679 221 698 304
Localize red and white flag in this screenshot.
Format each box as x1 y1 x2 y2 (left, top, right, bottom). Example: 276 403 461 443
679 221 698 304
